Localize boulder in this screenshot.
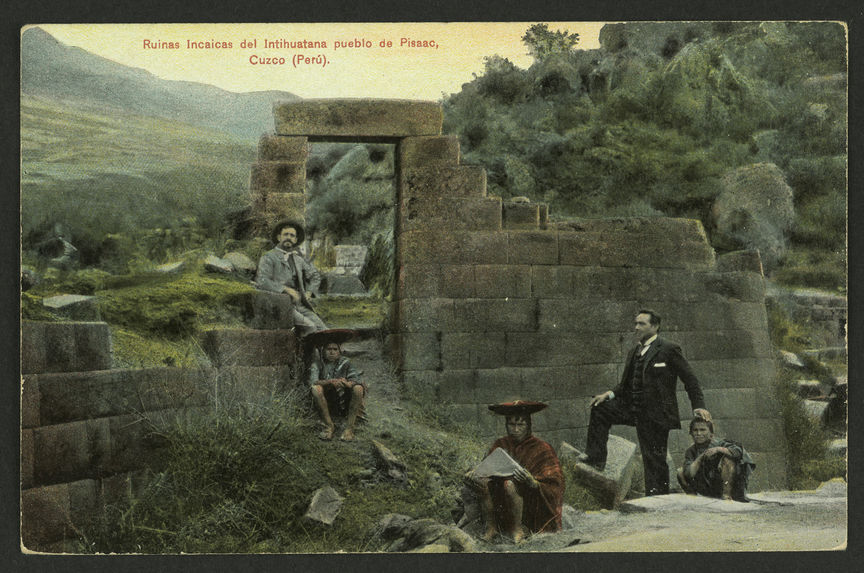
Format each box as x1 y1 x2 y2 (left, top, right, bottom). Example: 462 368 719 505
802 399 829 425
795 379 824 398
334 245 368 269
324 273 368 295
155 261 186 274
380 517 476 552
711 163 795 271
42 294 101 321
223 252 257 276
561 504 581 530
779 350 806 370
204 255 234 274
371 440 407 481
303 486 344 525
560 437 638 509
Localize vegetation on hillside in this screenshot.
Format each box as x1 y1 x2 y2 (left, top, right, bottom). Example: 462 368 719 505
441 22 846 290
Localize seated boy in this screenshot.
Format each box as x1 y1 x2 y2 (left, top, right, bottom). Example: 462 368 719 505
307 329 366 442
677 416 755 501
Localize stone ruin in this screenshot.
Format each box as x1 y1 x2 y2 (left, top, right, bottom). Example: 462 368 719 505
21 98 787 550
249 99 786 491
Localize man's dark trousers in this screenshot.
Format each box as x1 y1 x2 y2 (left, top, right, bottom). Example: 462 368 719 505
585 398 671 496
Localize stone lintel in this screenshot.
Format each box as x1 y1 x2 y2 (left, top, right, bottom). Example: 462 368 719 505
274 99 442 138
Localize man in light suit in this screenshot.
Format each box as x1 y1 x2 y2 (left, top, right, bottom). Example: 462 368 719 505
579 309 711 496
255 220 327 335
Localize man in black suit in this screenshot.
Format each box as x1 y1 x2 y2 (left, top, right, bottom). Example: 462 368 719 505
579 309 711 496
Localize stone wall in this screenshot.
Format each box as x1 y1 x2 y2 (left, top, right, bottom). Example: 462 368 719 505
21 322 297 552
256 99 786 492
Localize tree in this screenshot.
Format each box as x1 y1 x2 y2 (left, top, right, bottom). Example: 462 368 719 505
522 23 580 62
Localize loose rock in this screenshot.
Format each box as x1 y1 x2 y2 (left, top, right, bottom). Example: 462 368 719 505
303 485 344 525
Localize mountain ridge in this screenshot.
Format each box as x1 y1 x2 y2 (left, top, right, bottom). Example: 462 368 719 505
21 26 300 141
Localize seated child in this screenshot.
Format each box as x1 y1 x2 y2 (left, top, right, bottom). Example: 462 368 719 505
677 416 755 501
307 329 366 442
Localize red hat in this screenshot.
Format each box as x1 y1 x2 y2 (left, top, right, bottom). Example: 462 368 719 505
488 400 548 416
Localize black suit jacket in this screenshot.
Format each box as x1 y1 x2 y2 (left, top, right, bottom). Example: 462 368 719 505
613 337 705 429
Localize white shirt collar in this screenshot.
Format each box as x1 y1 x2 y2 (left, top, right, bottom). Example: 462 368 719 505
639 334 658 355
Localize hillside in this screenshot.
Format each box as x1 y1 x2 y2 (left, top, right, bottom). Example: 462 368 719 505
21 94 258 263
21 27 299 141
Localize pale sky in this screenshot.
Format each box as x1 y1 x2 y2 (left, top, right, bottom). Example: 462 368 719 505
34 23 604 100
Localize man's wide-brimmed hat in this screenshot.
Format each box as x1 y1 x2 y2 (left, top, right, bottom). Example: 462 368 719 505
306 328 357 348
270 219 306 246
488 400 548 416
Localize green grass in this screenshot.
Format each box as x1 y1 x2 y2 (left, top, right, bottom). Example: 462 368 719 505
314 296 387 329
75 373 488 554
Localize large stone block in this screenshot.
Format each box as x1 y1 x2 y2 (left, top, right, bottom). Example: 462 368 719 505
474 367 522 403
702 271 766 302
400 195 501 232
22 321 113 375
561 436 638 508
634 269 709 302
401 165 487 199
503 202 540 229
473 265 531 298
399 231 507 265
392 332 442 371
21 483 72 548
42 294 101 321
200 328 298 367
451 298 537 332
250 161 306 194
34 368 211 426
106 413 171 475
557 217 707 240
678 388 758 420
710 418 785 453
518 367 581 402
22 376 40 428
635 301 768 332
533 400 586 432
435 369 475 403
441 332 506 369
746 451 788 492
575 363 622 397
258 135 308 161
504 332 623 367
507 231 558 265
22 428 34 489
397 264 443 299
686 358 776 389
715 249 764 275
246 290 296 330
32 418 110 486
397 298 455 332
439 265 477 298
398 136 460 167
274 99 443 139
573 267 637 301
537 299 635 333
667 330 773 361
256 192 306 219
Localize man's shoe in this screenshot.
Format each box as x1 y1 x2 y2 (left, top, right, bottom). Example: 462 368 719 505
577 454 605 472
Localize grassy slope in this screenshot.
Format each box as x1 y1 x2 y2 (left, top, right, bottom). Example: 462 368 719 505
21 95 257 246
